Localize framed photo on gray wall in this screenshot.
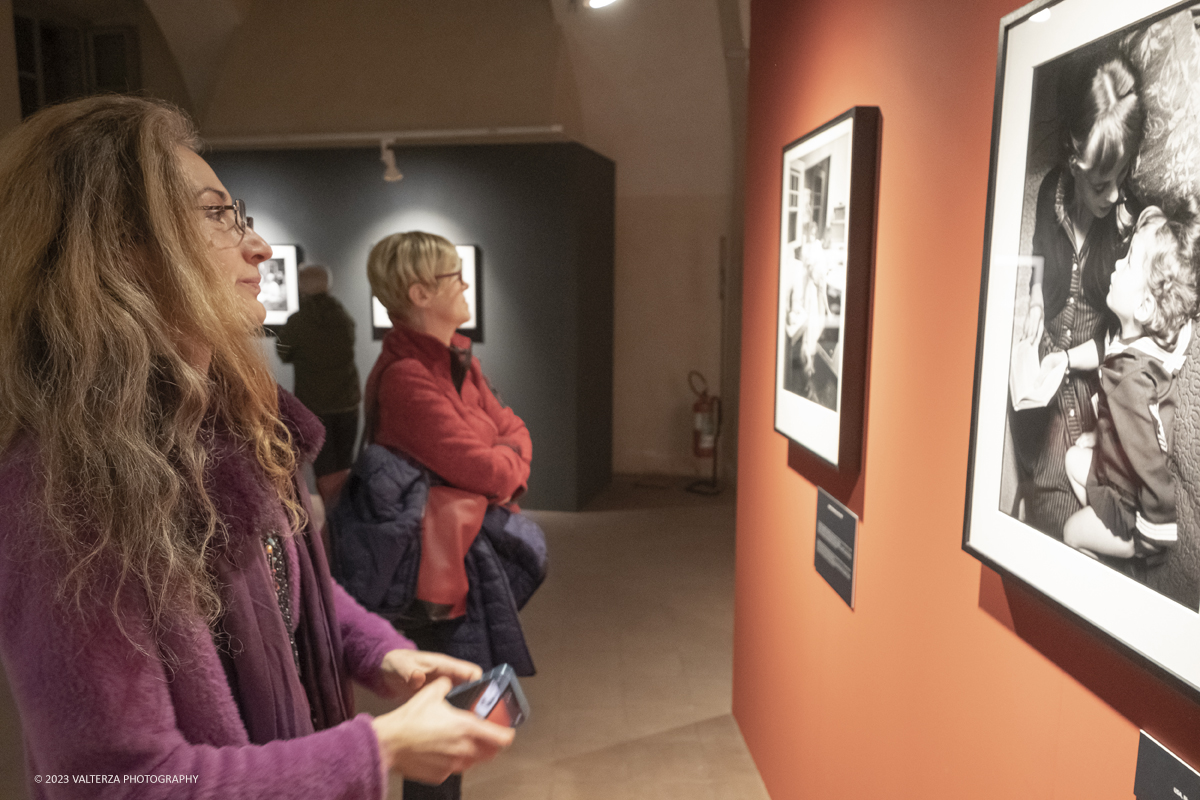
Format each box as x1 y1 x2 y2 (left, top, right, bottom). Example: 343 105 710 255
373 244 482 342
964 0 1200 702
260 244 299 327
774 106 881 502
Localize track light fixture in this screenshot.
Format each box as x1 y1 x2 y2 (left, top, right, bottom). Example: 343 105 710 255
380 139 403 182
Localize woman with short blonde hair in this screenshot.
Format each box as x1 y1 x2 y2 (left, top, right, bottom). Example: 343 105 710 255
358 229 539 800
369 231 462 322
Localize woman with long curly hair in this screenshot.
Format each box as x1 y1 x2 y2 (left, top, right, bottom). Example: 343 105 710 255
0 96 512 798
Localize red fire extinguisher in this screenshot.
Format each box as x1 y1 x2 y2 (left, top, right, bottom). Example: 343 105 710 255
690 371 719 457
688 371 721 495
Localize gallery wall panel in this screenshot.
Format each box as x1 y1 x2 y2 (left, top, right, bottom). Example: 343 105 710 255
736 0 1200 798
207 142 614 511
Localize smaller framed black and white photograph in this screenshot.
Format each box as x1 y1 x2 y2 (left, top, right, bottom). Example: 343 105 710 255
259 244 299 326
774 106 881 490
373 244 483 342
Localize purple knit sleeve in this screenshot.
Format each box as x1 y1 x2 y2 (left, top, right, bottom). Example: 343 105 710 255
333 580 416 694
0 452 389 800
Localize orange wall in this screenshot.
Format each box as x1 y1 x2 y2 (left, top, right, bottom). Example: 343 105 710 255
733 1 1200 798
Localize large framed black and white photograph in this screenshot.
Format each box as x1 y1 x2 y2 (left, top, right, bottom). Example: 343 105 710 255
259 244 299 327
774 106 880 481
965 0 1200 699
373 244 482 342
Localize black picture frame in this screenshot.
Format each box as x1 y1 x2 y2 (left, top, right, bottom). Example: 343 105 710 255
773 106 881 504
964 0 1200 703
373 244 483 342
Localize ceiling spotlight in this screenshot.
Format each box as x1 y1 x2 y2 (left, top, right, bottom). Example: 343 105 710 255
380 140 403 182
583 0 619 8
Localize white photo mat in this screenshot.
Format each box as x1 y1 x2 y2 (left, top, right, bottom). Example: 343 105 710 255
259 244 299 326
774 116 854 465
373 244 478 334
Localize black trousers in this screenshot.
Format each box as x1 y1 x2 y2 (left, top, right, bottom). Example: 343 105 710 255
312 409 359 477
403 774 461 800
400 620 471 800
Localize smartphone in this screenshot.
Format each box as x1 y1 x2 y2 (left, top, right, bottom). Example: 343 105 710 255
445 663 529 728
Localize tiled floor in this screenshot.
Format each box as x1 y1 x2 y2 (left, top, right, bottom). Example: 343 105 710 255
364 476 767 799
0 477 768 800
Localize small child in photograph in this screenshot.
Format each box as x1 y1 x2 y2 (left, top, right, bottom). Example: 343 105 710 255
1064 204 1199 561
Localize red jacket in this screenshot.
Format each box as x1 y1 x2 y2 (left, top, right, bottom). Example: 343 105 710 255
366 324 532 502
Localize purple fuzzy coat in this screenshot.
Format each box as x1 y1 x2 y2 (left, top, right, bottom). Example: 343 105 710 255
0 390 414 799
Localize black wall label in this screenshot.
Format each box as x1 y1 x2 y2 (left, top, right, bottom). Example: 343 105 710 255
814 487 857 608
1135 732 1200 800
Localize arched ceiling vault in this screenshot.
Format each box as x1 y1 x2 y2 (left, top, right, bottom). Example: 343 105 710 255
143 0 250 113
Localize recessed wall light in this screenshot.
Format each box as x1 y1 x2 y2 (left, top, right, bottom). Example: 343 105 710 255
586 0 619 8
1030 8 1051 22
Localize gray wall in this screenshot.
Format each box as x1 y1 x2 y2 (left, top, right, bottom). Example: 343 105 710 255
206 142 614 511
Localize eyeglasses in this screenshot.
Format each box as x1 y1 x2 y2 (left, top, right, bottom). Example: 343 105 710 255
434 269 464 285
199 198 252 247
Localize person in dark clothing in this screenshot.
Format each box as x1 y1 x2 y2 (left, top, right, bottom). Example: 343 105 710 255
1064 204 1198 561
1010 56 1144 539
276 265 362 508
